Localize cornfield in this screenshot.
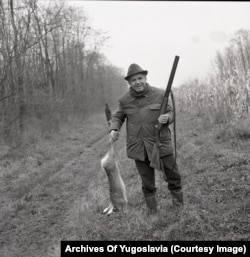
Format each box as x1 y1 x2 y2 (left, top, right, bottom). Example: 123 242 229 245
174 29 250 124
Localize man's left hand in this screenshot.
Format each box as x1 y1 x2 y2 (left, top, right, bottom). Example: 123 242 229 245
158 113 170 124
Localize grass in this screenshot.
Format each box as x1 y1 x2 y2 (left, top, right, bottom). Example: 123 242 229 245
0 111 249 256
72 111 250 242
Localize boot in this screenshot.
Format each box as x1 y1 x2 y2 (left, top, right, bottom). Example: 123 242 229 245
170 190 184 208
145 194 158 214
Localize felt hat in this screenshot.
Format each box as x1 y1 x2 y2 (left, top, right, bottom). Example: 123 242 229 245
124 63 148 81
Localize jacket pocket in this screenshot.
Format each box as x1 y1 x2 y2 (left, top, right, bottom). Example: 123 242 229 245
147 103 161 124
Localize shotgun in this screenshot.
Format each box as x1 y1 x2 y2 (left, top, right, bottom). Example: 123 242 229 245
150 56 179 173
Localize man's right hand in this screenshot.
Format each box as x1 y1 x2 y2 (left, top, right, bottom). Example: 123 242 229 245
109 130 120 142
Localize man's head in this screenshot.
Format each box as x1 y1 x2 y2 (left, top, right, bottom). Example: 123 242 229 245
125 63 148 92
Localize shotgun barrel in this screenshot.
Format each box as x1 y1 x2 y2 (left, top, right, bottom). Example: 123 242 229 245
150 56 179 171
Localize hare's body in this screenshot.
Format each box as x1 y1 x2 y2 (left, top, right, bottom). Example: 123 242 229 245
101 142 127 215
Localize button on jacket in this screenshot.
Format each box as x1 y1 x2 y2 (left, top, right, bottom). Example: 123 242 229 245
110 84 174 161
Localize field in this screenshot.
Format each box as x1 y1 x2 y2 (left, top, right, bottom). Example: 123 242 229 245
0 110 249 257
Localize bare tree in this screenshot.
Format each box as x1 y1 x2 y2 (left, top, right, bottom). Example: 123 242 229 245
0 0 127 149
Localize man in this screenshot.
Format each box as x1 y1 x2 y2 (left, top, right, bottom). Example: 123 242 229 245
109 63 183 214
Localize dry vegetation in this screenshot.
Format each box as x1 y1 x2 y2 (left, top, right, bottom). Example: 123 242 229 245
0 1 250 256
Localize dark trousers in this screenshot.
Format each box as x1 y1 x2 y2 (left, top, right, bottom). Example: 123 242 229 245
135 154 182 196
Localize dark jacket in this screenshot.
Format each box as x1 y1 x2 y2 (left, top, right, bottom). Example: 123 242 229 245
110 85 174 161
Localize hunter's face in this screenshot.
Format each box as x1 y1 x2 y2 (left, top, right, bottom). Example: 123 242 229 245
128 73 147 92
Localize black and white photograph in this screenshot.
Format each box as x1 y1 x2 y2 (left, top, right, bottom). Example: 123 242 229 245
0 0 249 256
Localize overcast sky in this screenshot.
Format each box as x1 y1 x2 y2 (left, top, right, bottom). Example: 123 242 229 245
53 1 250 88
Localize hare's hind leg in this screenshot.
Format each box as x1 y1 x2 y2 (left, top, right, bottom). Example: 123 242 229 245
103 202 114 216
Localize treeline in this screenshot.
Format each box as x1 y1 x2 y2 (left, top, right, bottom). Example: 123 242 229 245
0 0 127 148
174 29 250 125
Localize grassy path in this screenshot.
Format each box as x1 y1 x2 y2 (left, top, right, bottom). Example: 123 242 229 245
0 112 249 256
0 115 113 256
